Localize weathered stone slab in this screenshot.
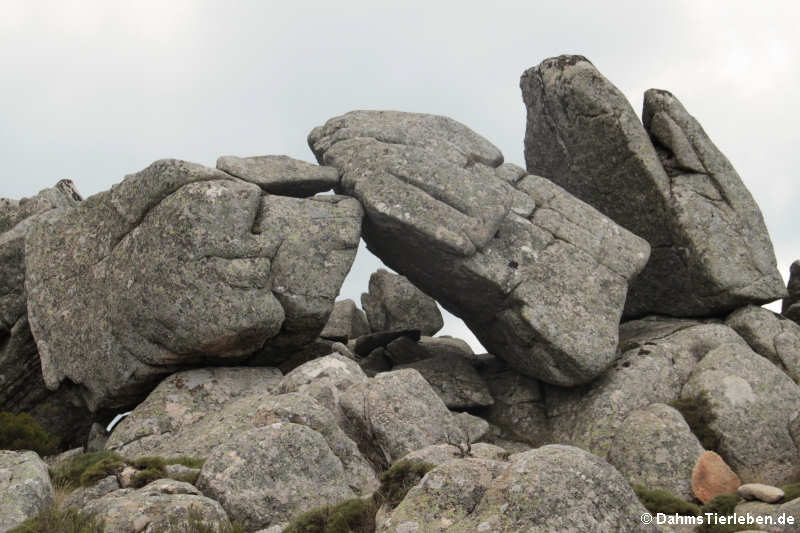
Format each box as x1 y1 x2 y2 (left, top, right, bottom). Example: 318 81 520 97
361 269 443 335
217 154 339 197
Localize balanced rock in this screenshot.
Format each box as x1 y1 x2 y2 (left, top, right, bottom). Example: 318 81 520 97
81 479 230 533
361 269 443 336
310 111 649 386
25 159 361 410
197 423 356 531
681 343 800 485
319 299 371 341
0 450 53 532
726 305 800 381
692 450 741 504
783 260 800 323
607 403 704 500
521 55 784 317
216 154 339 197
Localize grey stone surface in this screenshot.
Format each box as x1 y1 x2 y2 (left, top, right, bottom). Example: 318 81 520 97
340 368 464 467
452 412 491 444
197 423 356 531
382 445 661 533
546 319 748 458
681 343 800 485
521 55 784 318
310 110 649 387
607 403 704 500
783 260 800 324
216 154 339 197
81 479 230 533
0 450 53 533
86 422 107 453
395 352 494 409
401 443 509 466
25 159 361 410
385 335 474 366
106 367 283 458
319 299 371 341
361 269 444 336
63 475 120 510
735 499 800 533
727 305 800 381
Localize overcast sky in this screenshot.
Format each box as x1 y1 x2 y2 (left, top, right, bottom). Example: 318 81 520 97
2 1 797 351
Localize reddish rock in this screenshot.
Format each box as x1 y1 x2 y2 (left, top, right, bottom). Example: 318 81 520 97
692 450 741 504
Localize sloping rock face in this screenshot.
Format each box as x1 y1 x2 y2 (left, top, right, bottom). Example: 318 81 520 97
0 450 53 533
395 352 494 409
680 343 800 485
726 305 800 381
361 269 444 336
382 445 661 533
319 299 371 341
197 423 356 531
310 111 649 387
216 154 339 197
783 259 800 323
521 55 784 318
80 479 230 533
25 159 361 410
607 403 704 500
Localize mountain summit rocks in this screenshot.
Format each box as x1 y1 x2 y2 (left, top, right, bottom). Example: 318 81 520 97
521 55 785 318
309 110 649 387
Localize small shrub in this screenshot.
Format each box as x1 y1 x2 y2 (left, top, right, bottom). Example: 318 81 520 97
79 456 127 487
670 393 721 450
130 468 166 488
8 507 104 533
779 481 800 503
130 456 166 471
697 494 746 533
376 459 435 507
50 451 125 488
0 411 60 456
284 498 377 533
633 485 700 516
166 456 205 469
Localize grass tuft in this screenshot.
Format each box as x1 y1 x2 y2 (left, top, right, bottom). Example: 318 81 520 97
670 393 721 450
0 411 60 456
632 485 700 516
8 507 104 533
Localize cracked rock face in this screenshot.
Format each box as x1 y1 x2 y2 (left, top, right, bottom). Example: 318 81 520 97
309 110 649 387
25 159 361 410
521 55 785 318
0 450 54 532
216 154 339 197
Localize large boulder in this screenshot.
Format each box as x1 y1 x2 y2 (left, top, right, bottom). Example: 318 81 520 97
607 403 704 500
80 479 230 533
783 259 800 323
395 352 494 409
546 318 748 458
319 299 371 341
196 423 356 531
680 343 800 485
340 368 465 467
361 269 444 335
726 305 800 381
25 159 362 410
521 55 784 318
691 450 741 504
310 111 649 387
216 154 339 197
382 445 661 533
0 450 53 533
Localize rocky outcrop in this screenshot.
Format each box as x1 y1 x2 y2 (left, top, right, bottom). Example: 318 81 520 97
216 154 339 197
680 343 800 485
726 305 800 381
783 260 800 323
0 451 53 532
80 479 230 533
310 111 649 387
319 299 371 341
361 269 444 336
400 443 509 467
395 352 493 409
521 55 785 318
25 159 362 410
607 403 703 500
197 423 356 531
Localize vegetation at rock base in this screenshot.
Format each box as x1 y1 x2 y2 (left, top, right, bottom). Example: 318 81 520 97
283 459 436 532
147 508 246 533
166 456 206 469
779 481 800 503
632 485 700 516
696 493 746 533
49 451 125 488
670 393 721 450
78 456 128 487
0 411 60 456
8 507 105 533
130 468 166 488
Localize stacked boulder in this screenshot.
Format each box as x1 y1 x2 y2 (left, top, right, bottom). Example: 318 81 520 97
1 53 799 532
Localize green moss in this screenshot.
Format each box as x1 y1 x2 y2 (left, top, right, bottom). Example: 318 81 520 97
670 393 721 450
130 468 166 488
779 481 800 503
165 456 205 469
284 498 377 533
50 451 125 488
79 457 127 487
0 411 60 456
697 494 747 533
8 507 105 533
632 485 700 516
169 470 201 485
130 456 166 471
376 459 436 508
